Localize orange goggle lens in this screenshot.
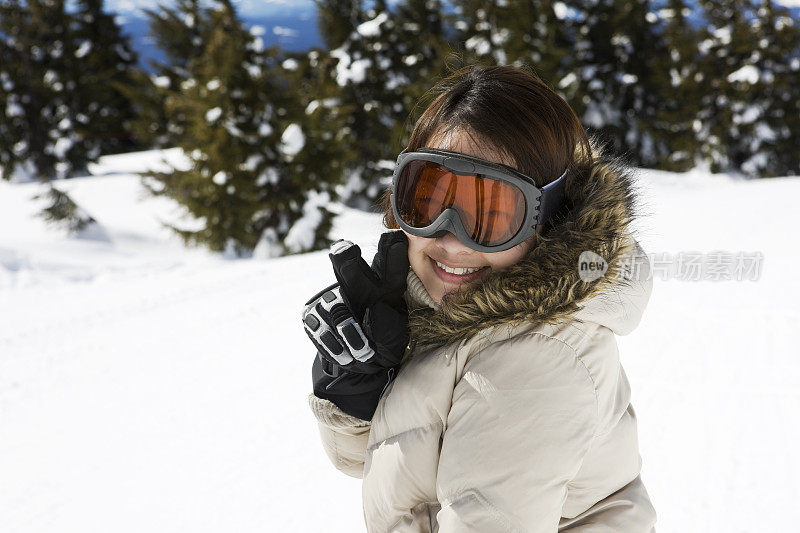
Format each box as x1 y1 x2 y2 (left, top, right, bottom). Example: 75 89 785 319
395 160 526 247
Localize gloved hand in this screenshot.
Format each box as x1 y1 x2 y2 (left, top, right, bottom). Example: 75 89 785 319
302 231 410 421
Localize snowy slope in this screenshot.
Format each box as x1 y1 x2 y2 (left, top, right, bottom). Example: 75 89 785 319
1 150 799 532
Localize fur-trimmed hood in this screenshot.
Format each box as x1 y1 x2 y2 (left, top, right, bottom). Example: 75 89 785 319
403 143 653 350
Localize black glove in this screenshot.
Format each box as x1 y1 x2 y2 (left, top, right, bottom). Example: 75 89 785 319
302 231 410 420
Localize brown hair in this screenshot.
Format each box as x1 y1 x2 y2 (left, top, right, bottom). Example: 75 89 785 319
380 64 593 233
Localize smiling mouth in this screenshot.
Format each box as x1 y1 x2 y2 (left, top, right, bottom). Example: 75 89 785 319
433 259 484 275
428 256 489 282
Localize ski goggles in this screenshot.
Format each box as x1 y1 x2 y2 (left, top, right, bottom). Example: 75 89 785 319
389 148 568 253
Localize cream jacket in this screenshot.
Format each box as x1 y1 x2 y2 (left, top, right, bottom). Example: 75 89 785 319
309 148 658 532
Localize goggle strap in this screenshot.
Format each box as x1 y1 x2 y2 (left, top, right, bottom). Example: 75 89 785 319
536 168 568 226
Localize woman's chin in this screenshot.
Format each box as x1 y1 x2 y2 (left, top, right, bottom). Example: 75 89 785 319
423 270 489 303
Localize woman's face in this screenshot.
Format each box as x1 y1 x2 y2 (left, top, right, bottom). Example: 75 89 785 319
401 131 538 304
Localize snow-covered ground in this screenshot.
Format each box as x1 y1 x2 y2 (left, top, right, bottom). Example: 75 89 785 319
1 150 798 532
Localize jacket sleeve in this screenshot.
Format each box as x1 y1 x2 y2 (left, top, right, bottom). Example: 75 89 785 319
308 393 371 479
435 332 599 532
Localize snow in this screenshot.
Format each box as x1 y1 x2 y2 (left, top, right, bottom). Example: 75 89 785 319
557 73 577 89
87 147 192 175
240 154 262 172
280 123 305 157
490 28 511 46
256 166 279 186
281 58 299 71
357 12 388 37
152 75 170 88
74 41 92 59
12 140 28 157
733 105 761 125
329 48 371 86
258 122 273 137
583 99 620 128
712 26 732 45
385 72 409 91
6 100 24 118
53 137 74 159
205 107 223 123
553 1 569 19
252 227 282 259
1 71 13 91
305 100 320 114
212 171 228 185
283 190 330 253
741 152 769 175
465 35 491 55
669 68 682 87
43 69 60 88
728 65 760 84
249 37 265 53
2 150 800 532
347 58 371 84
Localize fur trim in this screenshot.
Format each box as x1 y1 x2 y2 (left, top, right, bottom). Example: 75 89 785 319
405 138 643 350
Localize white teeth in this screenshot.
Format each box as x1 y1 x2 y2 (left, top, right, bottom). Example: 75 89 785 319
434 260 485 275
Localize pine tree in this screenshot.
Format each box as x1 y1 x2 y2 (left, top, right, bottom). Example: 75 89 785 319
564 0 670 166
68 0 139 156
448 1 511 65
504 0 573 79
32 185 97 233
737 0 800 176
315 0 361 49
695 0 760 174
0 0 137 233
122 0 211 148
143 0 347 256
647 0 703 171
314 0 451 209
0 0 139 181
0 0 79 180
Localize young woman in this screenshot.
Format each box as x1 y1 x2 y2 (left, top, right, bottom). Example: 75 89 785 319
302 65 657 532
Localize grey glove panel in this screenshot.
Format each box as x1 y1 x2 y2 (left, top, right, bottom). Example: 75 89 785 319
301 285 376 366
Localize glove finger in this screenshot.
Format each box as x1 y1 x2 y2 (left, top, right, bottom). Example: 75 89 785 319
301 291 354 366
371 231 410 295
303 281 339 306
335 315 376 363
363 301 409 366
304 321 353 366
329 239 380 314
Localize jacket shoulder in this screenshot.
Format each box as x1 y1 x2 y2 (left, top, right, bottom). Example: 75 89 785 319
461 320 628 438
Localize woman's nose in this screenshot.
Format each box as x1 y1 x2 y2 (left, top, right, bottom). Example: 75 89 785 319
434 231 473 256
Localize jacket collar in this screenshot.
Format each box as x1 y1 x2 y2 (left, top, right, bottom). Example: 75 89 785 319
402 139 653 350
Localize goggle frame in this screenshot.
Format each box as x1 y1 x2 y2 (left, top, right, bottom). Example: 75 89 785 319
389 148 567 253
